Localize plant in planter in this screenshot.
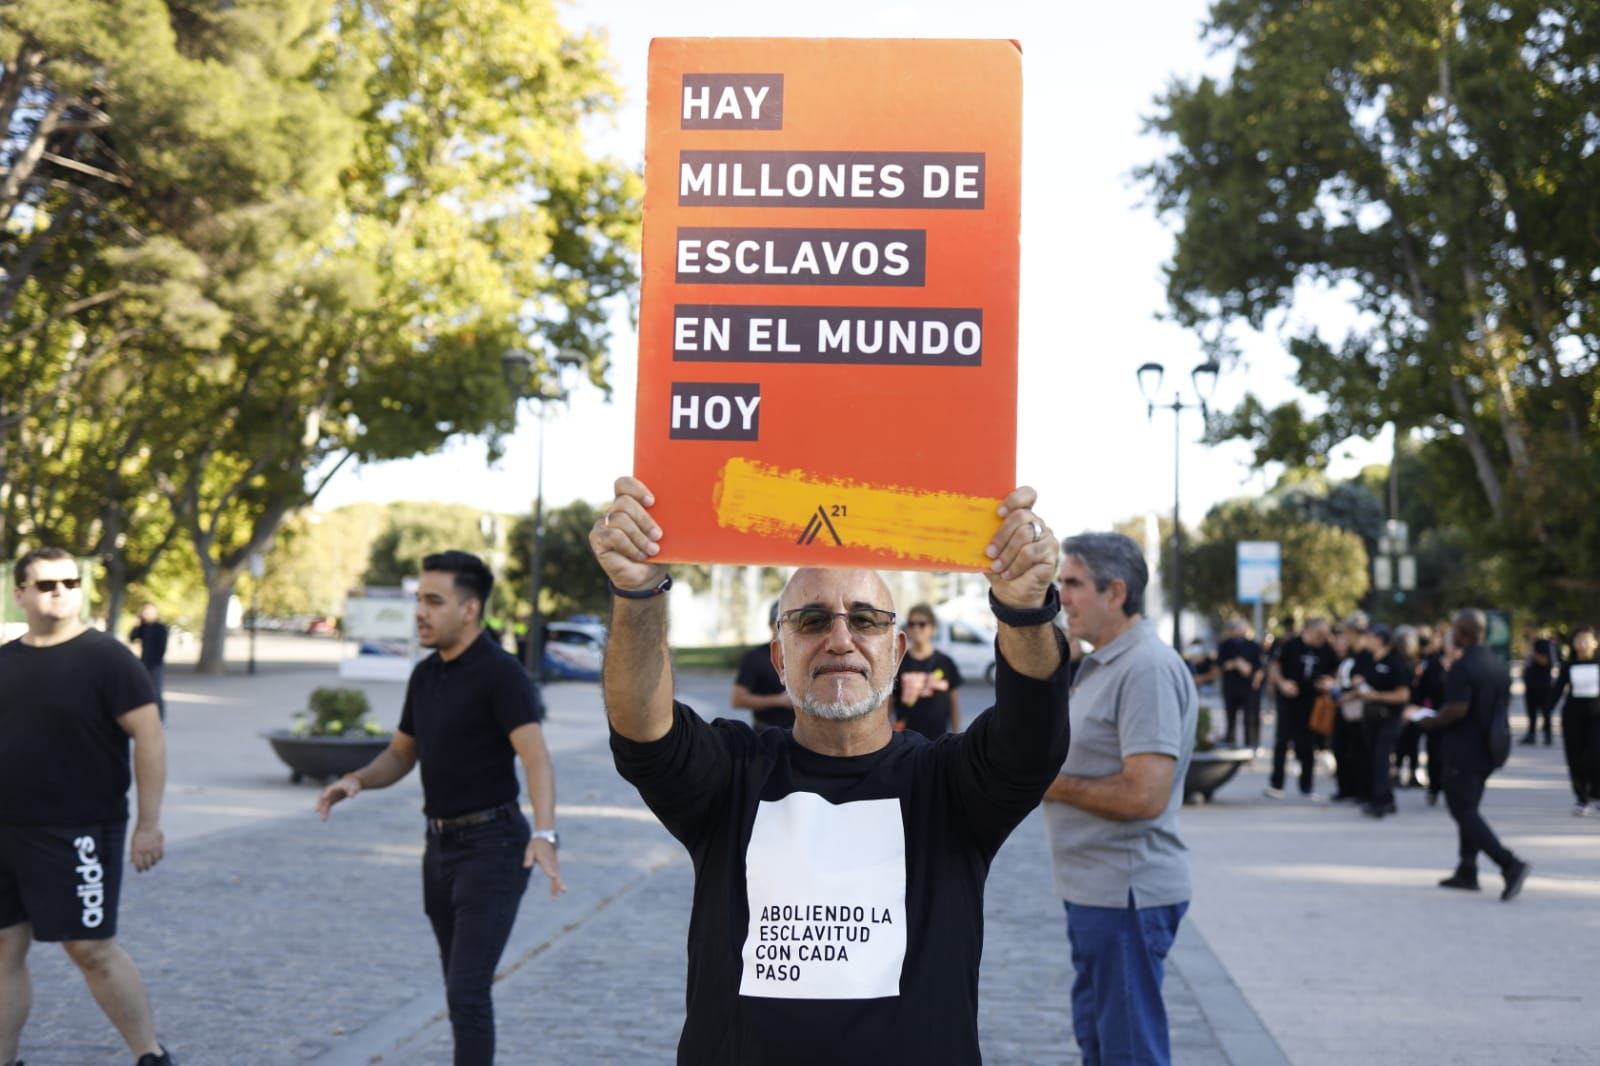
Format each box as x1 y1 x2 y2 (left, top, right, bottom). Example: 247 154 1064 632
1184 704 1252 804
264 687 392 784
292 687 388 739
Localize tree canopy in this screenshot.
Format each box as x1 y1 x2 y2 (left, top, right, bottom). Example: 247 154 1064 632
2 1 641 666
1141 0 1600 619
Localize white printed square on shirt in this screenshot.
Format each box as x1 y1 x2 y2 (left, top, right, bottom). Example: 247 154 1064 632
1572 663 1600 699
739 792 907 1000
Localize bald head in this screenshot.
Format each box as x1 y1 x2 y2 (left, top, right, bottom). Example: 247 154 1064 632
778 568 895 615
1452 608 1486 647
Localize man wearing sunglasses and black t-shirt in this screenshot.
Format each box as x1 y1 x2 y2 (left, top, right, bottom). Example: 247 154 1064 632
590 476 1070 1066
1 548 176 1066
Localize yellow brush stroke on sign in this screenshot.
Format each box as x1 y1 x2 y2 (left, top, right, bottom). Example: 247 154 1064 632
713 457 998 569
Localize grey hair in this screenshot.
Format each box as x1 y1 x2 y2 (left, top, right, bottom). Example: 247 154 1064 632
1394 625 1420 661
1060 532 1147 617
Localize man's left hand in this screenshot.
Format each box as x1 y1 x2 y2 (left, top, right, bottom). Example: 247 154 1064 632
525 837 566 899
131 825 164 873
984 485 1058 610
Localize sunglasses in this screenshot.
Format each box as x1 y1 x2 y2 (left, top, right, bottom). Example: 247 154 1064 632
29 577 82 592
779 607 897 637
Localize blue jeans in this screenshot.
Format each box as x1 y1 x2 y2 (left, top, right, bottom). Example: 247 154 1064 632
1064 893 1189 1066
423 812 532 1065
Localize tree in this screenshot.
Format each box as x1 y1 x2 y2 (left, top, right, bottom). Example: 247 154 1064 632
169 0 641 671
1140 0 1600 619
363 503 497 588
1184 496 1371 624
507 500 612 622
2 1 352 630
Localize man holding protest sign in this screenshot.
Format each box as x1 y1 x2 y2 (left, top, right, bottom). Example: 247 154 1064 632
591 475 1069 1065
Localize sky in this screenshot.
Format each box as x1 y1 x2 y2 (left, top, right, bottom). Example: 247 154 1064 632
316 0 1389 536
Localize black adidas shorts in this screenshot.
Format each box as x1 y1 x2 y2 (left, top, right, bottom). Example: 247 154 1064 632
0 821 126 941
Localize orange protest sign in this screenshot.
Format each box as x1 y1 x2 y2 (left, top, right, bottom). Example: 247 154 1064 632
633 38 1021 570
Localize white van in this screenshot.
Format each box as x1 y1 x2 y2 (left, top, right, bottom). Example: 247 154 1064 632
926 617 998 685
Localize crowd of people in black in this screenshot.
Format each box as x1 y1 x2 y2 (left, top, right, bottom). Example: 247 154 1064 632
1184 613 1600 821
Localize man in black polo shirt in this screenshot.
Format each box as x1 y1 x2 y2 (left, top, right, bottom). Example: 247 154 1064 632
1424 609 1531 900
1216 618 1262 748
317 550 563 1066
1 548 176 1066
731 601 795 732
127 604 170 722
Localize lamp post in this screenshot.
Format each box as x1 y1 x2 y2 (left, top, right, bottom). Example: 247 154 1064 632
502 349 583 677
1136 359 1220 651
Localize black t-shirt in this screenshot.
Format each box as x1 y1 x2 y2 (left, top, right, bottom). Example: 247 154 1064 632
397 632 544 818
610 654 1071 1066
1442 645 1510 774
1216 637 1262 699
127 621 169 667
0 629 158 825
1359 650 1411 719
1276 637 1338 707
736 644 794 731
892 649 964 740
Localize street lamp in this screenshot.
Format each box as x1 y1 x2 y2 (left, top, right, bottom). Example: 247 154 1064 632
1136 359 1220 651
502 348 584 676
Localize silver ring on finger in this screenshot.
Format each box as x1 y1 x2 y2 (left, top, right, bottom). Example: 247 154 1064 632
1029 519 1042 543
603 510 612 529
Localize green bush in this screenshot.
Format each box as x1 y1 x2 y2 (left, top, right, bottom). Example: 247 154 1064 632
293 687 386 738
1195 706 1215 753
672 645 750 671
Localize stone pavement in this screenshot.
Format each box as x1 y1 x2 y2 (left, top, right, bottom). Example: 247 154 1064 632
19 638 1592 1063
1180 698 1599 1066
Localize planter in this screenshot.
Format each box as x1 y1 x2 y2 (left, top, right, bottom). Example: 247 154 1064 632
1183 748 1254 804
262 730 391 784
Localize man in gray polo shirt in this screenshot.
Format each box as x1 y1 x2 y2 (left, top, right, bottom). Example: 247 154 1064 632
1043 532 1197 1066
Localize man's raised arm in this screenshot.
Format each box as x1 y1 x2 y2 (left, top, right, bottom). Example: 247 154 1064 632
590 476 675 742
986 485 1064 680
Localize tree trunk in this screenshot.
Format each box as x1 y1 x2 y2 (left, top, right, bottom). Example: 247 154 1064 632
102 550 127 639
196 569 239 675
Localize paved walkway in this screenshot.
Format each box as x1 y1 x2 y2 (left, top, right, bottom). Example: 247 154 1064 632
14 641 1594 1063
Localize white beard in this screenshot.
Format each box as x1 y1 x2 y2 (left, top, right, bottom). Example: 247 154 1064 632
791 672 895 722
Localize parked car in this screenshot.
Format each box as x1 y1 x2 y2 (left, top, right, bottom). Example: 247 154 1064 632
538 620 607 681
924 616 998 685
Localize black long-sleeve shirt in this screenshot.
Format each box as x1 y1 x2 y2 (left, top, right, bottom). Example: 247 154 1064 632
611 650 1070 1066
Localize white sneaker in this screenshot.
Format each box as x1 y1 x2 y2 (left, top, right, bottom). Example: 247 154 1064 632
1578 803 1597 817
1262 786 1285 799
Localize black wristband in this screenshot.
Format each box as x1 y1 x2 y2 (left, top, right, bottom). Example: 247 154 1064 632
989 584 1061 628
609 574 672 600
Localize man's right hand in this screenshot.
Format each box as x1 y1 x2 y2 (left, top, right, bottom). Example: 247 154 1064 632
1279 680 1300 699
316 774 361 821
590 476 669 592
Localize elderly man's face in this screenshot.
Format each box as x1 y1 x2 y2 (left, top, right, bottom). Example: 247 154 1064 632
773 569 904 722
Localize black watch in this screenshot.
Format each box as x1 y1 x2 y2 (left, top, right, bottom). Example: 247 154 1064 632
988 584 1061 628
610 574 672 599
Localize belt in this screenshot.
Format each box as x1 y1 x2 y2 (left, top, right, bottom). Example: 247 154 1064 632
426 802 518 835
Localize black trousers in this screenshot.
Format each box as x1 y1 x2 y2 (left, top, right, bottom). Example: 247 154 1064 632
422 812 533 1066
1561 705 1600 804
1333 713 1370 800
1364 713 1399 807
1223 685 1258 748
1425 729 1446 796
1270 701 1315 793
1525 684 1553 737
1442 765 1516 875
1395 719 1423 776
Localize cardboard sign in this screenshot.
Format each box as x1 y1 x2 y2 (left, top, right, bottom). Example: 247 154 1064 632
633 38 1021 570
